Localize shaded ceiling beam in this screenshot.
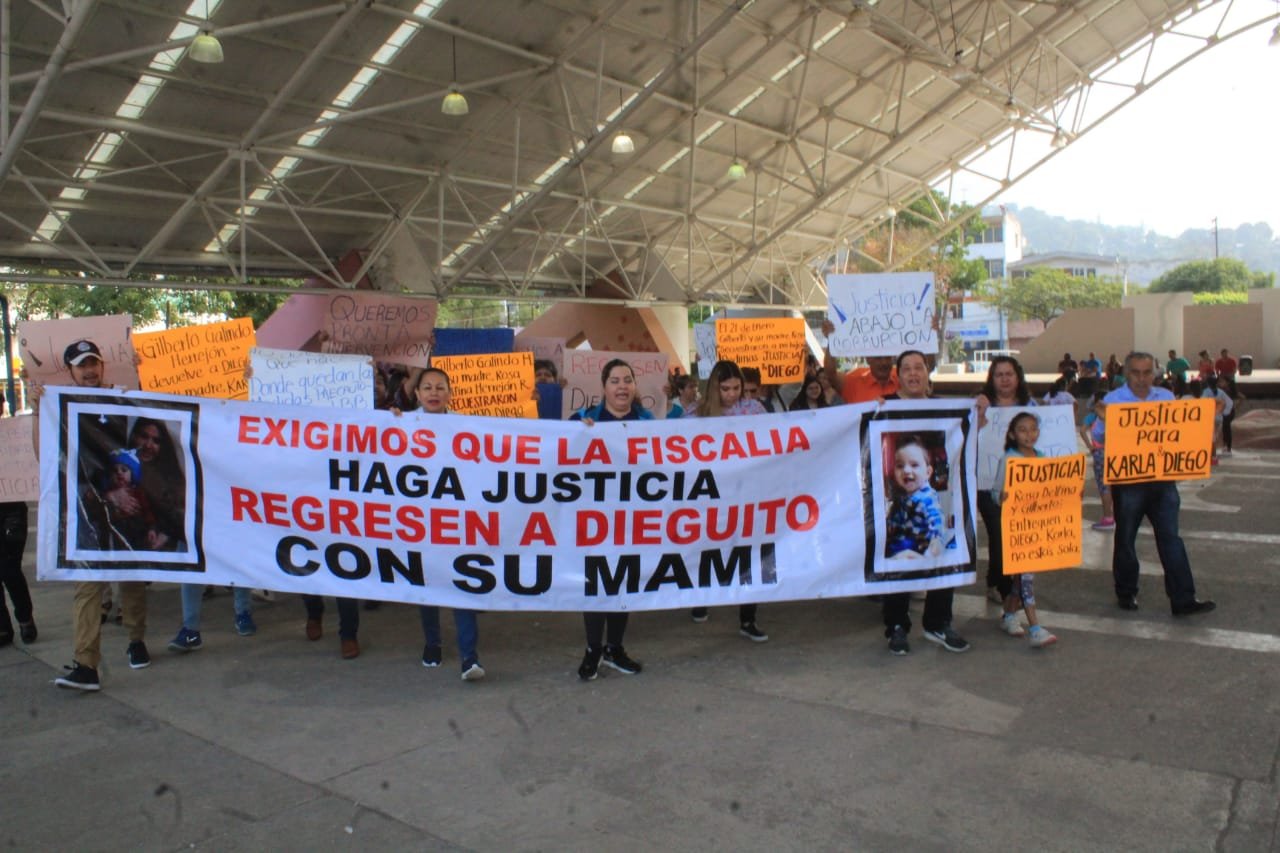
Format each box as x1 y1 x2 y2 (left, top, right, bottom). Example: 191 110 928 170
0 0 97 185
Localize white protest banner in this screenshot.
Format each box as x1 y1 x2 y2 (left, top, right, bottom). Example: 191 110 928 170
37 390 978 607
976 405 1078 491
0 416 39 501
18 315 140 390
249 348 373 409
562 350 669 419
694 323 716 380
825 272 936 357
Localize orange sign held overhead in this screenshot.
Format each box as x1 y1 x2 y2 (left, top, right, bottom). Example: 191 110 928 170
1001 454 1086 574
1103 398 1214 484
715 318 807 382
135 318 256 400
433 351 536 418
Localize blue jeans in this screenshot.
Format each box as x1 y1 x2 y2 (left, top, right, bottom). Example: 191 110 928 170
1112 482 1196 605
419 607 479 667
180 584 251 631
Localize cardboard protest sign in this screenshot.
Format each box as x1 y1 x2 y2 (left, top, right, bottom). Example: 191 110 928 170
0 416 39 501
433 328 514 357
433 351 537 418
976 405 1077 491
715 318 806 383
562 350 669 419
38 390 981 607
258 292 436 365
1001 454 1086 573
135 318 256 400
248 347 373 409
1103 398 1214 484
693 322 715 380
825 272 936 357
17 315 139 390
515 336 566 375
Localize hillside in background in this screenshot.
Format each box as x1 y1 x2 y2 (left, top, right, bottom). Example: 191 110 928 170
1008 205 1280 285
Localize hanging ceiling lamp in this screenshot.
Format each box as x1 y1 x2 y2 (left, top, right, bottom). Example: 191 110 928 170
189 0 223 63
441 36 469 116
727 125 747 180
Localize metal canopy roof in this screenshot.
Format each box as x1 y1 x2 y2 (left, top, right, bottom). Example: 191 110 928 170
2 0 1275 307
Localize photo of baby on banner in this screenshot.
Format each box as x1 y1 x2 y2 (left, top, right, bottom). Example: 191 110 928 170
58 395 203 571
863 403 976 584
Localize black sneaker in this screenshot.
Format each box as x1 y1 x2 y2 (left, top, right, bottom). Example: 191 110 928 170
739 622 769 643
691 607 709 623
922 626 970 653
126 641 151 669
888 625 910 655
1171 599 1216 616
20 621 38 644
421 644 443 668
578 646 602 681
602 645 642 675
54 662 101 691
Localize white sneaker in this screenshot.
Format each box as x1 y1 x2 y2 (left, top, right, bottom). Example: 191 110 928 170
999 613 1025 637
1028 627 1058 648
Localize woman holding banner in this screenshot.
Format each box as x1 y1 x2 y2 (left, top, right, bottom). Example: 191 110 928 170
569 358 650 681
689 360 770 642
974 356 1034 605
399 367 486 681
788 374 828 411
879 350 970 655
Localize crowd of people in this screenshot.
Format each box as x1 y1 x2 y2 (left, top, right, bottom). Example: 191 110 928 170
1 331 1225 692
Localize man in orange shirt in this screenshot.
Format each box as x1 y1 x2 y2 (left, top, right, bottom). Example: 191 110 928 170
820 320 898 403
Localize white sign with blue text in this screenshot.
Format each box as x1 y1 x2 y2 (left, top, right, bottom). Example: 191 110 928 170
825 272 936 358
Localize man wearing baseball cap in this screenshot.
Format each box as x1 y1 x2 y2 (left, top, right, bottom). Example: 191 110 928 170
28 337 151 691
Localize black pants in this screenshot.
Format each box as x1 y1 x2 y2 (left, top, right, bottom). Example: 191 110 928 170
584 613 628 649
882 588 954 635
0 503 33 635
302 595 360 639
1222 411 1234 451
977 490 1013 598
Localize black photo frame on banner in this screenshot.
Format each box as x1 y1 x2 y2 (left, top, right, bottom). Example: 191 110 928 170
56 393 205 572
859 402 976 585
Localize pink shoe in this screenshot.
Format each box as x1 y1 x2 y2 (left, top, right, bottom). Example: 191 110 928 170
1091 517 1115 530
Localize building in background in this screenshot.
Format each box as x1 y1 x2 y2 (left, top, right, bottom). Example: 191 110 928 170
949 205 1024 355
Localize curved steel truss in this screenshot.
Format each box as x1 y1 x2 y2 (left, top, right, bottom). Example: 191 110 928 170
2 0 1276 306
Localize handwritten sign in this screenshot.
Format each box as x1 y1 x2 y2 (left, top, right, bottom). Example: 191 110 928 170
715 318 806 382
514 336 566 375
1103 398 1214 484
249 347 373 409
694 322 716 380
976 405 1077 491
825 272 936 357
1001 454 1086 573
17 315 139 390
0 416 38 500
433 352 537 418
563 350 669 418
135 318 256 400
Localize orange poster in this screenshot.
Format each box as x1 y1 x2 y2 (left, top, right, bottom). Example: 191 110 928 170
1001 454 1086 574
1103 398 1214 484
433 351 536 418
715 318 806 382
135 318 256 400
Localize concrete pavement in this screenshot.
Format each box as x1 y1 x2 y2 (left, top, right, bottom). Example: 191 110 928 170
2 451 1278 851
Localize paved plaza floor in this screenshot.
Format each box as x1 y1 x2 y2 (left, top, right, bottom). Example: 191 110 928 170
2 451 1278 851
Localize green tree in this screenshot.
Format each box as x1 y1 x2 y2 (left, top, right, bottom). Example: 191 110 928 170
977 268 1123 327
1148 258 1273 293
